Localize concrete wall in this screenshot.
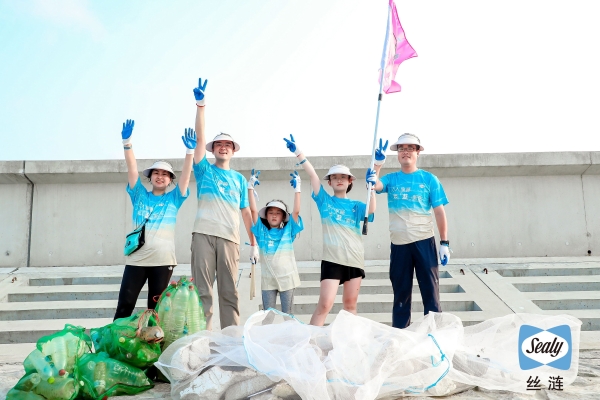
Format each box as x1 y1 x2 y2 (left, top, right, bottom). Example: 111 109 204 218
0 152 598 267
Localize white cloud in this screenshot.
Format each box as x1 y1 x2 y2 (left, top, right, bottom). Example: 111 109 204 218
29 0 105 39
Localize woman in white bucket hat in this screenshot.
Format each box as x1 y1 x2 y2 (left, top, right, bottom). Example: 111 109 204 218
114 120 195 321
283 134 376 326
245 169 304 314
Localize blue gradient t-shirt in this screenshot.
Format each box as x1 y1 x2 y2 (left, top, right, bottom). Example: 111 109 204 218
312 185 374 269
251 216 304 291
193 156 249 244
125 178 189 266
378 169 448 245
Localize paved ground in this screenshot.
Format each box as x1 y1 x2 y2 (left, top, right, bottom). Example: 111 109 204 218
2 257 600 398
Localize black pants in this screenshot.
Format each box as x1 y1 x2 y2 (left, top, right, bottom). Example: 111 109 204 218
390 237 441 329
114 265 174 320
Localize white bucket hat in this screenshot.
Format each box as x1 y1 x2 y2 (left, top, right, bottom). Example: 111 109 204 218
206 133 241 152
143 161 176 179
259 201 290 222
323 164 356 181
390 133 424 151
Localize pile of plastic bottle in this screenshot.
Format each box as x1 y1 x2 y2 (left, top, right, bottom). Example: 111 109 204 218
155 276 206 350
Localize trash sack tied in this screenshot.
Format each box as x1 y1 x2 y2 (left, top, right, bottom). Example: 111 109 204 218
77 351 154 399
155 276 206 350
90 309 163 369
7 324 92 400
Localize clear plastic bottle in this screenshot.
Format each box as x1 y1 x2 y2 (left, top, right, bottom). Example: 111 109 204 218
15 373 41 392
170 280 190 341
160 294 176 346
93 361 107 395
111 361 151 387
26 350 54 381
186 285 206 333
41 336 68 372
34 377 78 400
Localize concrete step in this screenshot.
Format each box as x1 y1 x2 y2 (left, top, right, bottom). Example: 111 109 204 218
6 284 148 302
0 318 112 344
295 279 464 296
0 299 147 321
291 311 489 327
290 293 480 315
27 274 191 287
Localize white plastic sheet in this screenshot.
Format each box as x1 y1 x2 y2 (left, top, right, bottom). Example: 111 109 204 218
156 310 580 399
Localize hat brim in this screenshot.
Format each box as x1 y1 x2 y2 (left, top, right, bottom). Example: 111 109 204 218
259 206 290 222
390 142 424 151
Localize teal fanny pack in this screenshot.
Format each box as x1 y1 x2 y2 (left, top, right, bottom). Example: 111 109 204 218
124 224 146 256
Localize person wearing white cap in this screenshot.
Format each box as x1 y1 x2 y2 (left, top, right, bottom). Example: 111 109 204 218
245 169 304 314
114 119 194 320
372 133 450 329
283 135 376 326
189 78 256 330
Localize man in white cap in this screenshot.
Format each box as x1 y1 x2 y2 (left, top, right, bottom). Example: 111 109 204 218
190 78 257 330
372 134 450 329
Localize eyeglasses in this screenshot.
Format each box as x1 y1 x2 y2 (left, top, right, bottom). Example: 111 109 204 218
397 147 417 153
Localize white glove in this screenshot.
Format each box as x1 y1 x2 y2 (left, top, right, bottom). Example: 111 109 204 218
374 138 388 166
289 170 301 193
248 169 260 201
439 244 451 266
250 245 259 263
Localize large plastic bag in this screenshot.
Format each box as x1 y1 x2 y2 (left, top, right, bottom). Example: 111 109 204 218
7 324 91 400
155 276 206 350
157 309 581 400
77 352 154 399
90 309 163 369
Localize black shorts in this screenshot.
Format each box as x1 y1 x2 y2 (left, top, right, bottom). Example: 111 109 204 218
320 260 365 285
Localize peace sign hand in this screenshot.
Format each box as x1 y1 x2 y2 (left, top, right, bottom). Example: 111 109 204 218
283 134 302 156
374 138 388 165
193 78 208 106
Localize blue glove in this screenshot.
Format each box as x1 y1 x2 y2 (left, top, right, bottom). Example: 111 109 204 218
121 119 134 144
366 168 377 187
374 138 388 165
283 134 302 156
193 78 208 106
290 170 301 193
182 128 197 154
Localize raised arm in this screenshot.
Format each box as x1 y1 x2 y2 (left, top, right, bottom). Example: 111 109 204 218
179 128 196 195
193 78 208 163
283 134 321 195
121 119 138 189
247 169 260 224
289 170 302 223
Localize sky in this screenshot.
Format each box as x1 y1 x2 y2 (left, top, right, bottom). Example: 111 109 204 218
1 0 599 161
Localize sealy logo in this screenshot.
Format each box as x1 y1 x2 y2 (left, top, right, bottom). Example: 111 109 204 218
519 325 572 370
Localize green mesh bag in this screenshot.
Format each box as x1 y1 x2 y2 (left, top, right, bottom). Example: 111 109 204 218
90 310 162 369
155 276 206 350
10 324 91 400
77 352 153 399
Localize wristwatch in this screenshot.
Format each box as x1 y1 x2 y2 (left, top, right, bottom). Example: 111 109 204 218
440 240 450 246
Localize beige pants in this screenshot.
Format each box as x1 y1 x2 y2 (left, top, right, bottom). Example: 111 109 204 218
191 233 240 330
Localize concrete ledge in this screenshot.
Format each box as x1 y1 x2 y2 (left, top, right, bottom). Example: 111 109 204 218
2 152 600 184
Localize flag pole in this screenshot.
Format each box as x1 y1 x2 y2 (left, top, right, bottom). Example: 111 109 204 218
363 2 391 235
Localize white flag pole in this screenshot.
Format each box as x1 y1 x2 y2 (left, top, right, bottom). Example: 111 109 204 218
363 3 391 235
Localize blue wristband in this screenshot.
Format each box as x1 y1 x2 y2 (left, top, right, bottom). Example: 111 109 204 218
295 158 307 166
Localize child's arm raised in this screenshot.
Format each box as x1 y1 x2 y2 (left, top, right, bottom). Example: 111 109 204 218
290 170 301 223
247 169 260 225
121 119 138 189
179 128 196 195
283 134 321 195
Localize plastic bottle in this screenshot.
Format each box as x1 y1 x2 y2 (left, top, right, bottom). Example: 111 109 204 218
169 280 190 343
186 285 206 333
41 336 68 372
111 360 151 387
93 361 108 395
34 377 78 400
159 293 176 346
26 350 54 381
15 373 41 392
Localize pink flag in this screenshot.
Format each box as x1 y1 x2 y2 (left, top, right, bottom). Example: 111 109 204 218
380 0 417 93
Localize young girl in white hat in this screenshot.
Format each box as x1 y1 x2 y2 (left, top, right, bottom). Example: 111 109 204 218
283 135 377 326
246 169 304 314
114 120 195 320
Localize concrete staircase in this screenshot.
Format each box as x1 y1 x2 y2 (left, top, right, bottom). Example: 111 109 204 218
2 258 600 363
